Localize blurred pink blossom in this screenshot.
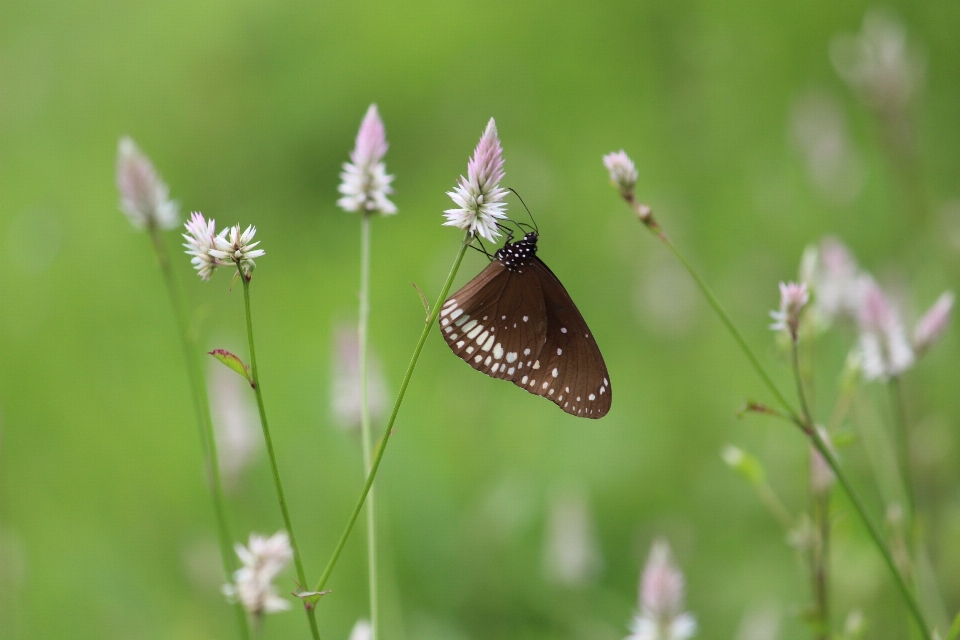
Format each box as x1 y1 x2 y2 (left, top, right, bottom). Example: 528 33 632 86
116 137 179 230
626 539 697 640
338 104 397 215
913 291 954 355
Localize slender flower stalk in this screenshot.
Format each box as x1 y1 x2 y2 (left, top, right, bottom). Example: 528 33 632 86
240 275 321 640
118 141 248 639
605 149 932 640
338 104 397 640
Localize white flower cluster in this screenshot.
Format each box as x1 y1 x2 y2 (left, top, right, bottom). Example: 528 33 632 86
183 212 265 280
338 104 397 215
222 531 293 617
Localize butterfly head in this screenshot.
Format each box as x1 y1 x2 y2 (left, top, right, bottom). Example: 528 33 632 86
495 231 539 272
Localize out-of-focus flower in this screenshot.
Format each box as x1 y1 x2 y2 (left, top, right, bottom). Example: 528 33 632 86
913 291 954 355
183 212 223 281
541 486 602 588
223 531 292 617
769 281 809 341
349 619 373 640
330 327 388 432
830 10 925 112
604 150 638 201
626 539 697 640
789 91 864 204
116 137 179 230
801 237 863 326
210 224 265 278
858 279 914 380
208 359 261 488
734 606 780 640
338 104 397 215
444 118 508 242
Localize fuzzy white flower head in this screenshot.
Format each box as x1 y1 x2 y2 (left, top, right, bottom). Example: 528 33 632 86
338 104 397 215
626 539 697 640
830 9 925 111
604 150 639 200
443 118 509 242
210 224 266 279
858 280 914 380
116 137 179 230
182 212 223 280
769 281 809 341
223 531 293 617
913 291 954 355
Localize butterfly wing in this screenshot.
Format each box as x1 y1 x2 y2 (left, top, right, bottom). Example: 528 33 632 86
440 261 549 381
528 258 611 418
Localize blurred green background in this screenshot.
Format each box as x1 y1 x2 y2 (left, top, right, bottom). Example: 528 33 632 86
1 1 959 638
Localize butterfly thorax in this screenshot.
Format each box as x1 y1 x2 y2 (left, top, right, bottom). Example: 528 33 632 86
495 232 539 272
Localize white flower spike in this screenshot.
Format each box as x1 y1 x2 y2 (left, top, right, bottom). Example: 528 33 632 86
603 150 639 201
858 280 914 380
444 118 509 242
182 212 223 281
626 539 697 640
116 137 179 230
223 531 293 617
209 224 266 279
338 104 397 215
769 281 809 341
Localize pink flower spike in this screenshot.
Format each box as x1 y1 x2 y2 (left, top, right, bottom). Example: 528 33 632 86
857 280 914 380
769 281 809 341
116 137 179 230
625 539 697 640
338 104 397 215
443 118 508 242
914 291 954 355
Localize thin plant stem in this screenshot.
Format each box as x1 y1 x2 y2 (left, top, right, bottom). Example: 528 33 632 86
888 376 916 522
358 213 379 640
240 275 321 640
148 226 250 640
629 208 932 639
312 232 472 596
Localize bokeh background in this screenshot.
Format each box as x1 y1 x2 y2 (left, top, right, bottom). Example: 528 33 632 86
2 1 959 638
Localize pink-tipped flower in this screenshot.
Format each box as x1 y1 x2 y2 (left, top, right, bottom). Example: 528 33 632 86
222 531 293 617
444 118 508 242
210 224 266 279
626 539 697 640
603 150 639 201
769 281 809 341
913 291 954 355
830 10 924 112
183 212 223 280
858 280 914 380
338 104 397 215
116 137 179 230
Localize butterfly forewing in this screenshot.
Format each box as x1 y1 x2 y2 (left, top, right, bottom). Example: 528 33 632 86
440 232 611 419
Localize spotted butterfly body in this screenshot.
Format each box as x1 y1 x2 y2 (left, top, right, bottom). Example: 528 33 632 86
439 232 611 418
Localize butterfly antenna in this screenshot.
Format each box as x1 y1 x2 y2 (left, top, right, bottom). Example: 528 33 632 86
507 188 539 234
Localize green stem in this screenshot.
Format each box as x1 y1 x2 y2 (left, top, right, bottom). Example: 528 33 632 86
655 231 799 420
888 376 916 522
358 213 379 640
631 210 931 639
148 227 250 640
313 232 472 595
240 275 321 640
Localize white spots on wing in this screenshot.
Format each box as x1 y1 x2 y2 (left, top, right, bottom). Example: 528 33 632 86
529 379 537 387
576 397 581 402
482 335 495 352
450 334 458 340
548 389 555 395
565 387 570 393
443 325 452 333
564 402 569 408
507 367 515 375
599 387 605 395
561 327 567 333
462 319 478 333
603 378 609 386
440 305 454 318
523 316 529 322
522 376 528 384
484 355 492 366
493 343 504 359
466 346 474 354
523 348 531 356
467 325 483 340
442 298 457 309
454 314 470 327
476 330 489 344
513 323 517 328
588 394 596 401
501 315 506 320
552 368 558 378
542 381 549 389
450 308 463 320
517 362 524 369
506 352 517 363
483 316 488 321
456 340 465 348
533 360 540 370
441 318 450 327
558 395 564 401
586 333 590 338
491 363 499 373
556 348 562 355
474 355 482 363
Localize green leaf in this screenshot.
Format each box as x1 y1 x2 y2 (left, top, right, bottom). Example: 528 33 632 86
208 349 253 386
721 445 766 486
947 609 960 640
